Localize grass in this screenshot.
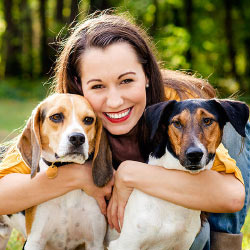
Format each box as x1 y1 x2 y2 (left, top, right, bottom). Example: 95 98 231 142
0 98 249 249
0 99 40 142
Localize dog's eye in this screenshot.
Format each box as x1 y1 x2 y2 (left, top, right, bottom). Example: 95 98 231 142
49 113 64 123
203 118 213 126
83 117 94 125
172 121 182 129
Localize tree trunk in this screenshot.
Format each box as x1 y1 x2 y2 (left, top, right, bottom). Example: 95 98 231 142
39 0 50 75
20 0 33 78
89 0 111 13
56 0 64 23
150 0 160 36
224 0 239 81
185 0 193 67
3 0 22 76
69 0 79 24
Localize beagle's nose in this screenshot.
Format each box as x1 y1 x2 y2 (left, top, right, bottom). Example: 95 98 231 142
186 147 203 163
69 133 85 147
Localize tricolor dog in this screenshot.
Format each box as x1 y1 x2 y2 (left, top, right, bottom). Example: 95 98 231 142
2 94 113 250
108 99 249 250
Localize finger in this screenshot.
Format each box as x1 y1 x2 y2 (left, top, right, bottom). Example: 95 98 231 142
107 198 114 229
111 200 120 233
97 197 107 215
118 203 125 229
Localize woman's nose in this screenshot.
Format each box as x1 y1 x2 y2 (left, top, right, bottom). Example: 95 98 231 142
106 88 124 108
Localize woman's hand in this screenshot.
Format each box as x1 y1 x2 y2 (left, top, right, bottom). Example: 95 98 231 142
76 162 114 215
107 162 134 232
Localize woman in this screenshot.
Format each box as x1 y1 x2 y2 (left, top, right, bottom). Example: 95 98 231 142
0 13 249 250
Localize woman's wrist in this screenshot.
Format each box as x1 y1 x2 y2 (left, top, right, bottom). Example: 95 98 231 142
116 160 145 189
67 162 93 190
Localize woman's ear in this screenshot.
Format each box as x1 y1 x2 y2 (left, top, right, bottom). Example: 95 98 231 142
17 106 42 178
92 118 113 187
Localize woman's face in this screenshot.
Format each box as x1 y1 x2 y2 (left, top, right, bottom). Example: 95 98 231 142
79 42 148 135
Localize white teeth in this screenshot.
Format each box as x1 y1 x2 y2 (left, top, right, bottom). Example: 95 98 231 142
106 109 130 119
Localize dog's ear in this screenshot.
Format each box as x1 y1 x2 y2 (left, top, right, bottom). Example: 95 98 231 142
92 118 113 187
211 99 249 137
17 106 42 178
144 100 177 140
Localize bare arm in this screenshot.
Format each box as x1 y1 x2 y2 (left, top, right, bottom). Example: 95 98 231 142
120 161 245 212
0 163 113 215
108 160 245 232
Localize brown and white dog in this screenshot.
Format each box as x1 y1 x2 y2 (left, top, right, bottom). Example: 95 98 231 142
2 93 113 250
108 99 249 250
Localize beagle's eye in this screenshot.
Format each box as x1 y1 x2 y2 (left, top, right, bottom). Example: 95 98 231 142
83 117 94 125
172 120 182 129
49 113 64 123
203 118 214 126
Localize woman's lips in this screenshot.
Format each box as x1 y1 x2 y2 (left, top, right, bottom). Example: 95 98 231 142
104 108 132 123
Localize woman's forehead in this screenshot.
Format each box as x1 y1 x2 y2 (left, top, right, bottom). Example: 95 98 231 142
79 42 143 78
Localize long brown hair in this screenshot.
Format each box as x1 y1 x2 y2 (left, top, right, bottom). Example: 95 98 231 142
53 12 165 107
52 12 216 161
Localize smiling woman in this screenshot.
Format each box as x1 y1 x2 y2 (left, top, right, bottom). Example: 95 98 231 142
80 43 147 135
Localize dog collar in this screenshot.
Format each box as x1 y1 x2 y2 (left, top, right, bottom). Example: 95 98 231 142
42 153 94 179
42 158 72 168
42 158 72 179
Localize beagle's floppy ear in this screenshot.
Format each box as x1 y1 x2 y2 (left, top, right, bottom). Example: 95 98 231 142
92 118 113 187
144 100 177 141
17 105 42 178
211 99 249 137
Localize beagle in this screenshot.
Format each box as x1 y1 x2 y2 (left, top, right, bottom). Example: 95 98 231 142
2 94 113 250
108 99 249 250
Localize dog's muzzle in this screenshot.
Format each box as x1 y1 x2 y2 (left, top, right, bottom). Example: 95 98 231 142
69 132 85 147
183 147 204 171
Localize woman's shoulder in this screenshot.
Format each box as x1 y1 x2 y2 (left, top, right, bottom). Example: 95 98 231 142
161 69 216 100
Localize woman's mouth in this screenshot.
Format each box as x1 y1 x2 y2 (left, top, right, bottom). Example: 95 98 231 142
104 108 132 123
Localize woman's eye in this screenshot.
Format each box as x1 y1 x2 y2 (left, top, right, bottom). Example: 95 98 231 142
121 79 133 84
172 120 182 129
203 118 214 126
49 113 64 123
92 84 103 90
83 116 94 125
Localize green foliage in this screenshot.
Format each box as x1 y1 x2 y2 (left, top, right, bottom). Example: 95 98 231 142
6 229 25 250
0 78 49 100
0 0 249 96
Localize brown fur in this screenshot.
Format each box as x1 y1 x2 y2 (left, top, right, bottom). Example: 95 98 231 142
168 108 222 163
25 206 37 235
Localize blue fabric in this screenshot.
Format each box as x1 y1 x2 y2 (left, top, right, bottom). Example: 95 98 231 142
209 122 250 234
190 220 210 250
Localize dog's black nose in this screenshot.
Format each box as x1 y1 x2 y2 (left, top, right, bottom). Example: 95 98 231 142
186 147 204 163
69 133 85 147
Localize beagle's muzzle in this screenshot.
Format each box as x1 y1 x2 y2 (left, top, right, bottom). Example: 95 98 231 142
108 99 249 250
3 93 113 250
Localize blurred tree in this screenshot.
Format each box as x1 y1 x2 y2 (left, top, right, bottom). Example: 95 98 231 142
55 0 64 23
223 0 239 82
20 0 33 78
40 0 50 75
3 0 22 76
89 0 112 13
185 0 193 66
69 0 80 24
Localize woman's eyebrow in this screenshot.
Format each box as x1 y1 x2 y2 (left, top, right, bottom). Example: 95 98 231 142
118 72 136 79
87 79 102 84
